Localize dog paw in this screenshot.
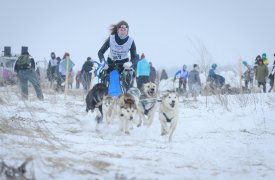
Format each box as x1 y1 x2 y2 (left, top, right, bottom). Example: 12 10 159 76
161 132 167 136
137 123 141 127
95 116 103 123
125 131 130 135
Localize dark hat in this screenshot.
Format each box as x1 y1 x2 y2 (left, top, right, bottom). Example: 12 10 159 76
87 57 91 61
256 55 261 60
193 64 198 68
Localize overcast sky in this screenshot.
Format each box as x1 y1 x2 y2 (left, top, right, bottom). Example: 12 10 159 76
0 0 274 70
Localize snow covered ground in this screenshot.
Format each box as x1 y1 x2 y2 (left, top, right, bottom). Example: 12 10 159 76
1 81 275 180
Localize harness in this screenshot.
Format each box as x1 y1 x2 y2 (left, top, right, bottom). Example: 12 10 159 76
162 112 173 123
140 98 157 115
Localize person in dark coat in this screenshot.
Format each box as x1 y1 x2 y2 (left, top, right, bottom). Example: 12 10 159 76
149 62 157 83
14 51 43 100
207 63 225 88
188 64 201 98
242 61 254 90
75 70 81 89
81 57 94 91
255 59 269 92
268 54 275 92
160 69 168 81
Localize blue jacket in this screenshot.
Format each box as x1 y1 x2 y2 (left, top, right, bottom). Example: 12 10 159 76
208 68 216 78
136 58 150 77
175 69 188 80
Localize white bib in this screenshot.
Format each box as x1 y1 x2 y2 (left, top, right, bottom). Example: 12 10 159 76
108 35 133 61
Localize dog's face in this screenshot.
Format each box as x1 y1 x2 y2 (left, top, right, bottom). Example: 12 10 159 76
120 105 136 121
118 94 137 120
143 82 157 98
103 96 115 109
162 92 179 110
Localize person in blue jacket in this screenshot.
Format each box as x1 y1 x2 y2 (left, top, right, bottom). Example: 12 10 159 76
174 65 188 93
136 53 150 90
207 63 225 88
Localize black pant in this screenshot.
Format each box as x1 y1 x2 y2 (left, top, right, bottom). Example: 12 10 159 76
106 58 128 74
179 77 187 92
258 82 266 93
82 72 92 91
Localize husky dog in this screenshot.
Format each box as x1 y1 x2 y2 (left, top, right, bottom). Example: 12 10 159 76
86 83 108 127
159 91 179 142
138 82 158 127
102 95 116 124
116 93 137 134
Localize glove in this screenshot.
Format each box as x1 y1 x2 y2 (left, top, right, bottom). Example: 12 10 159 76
123 61 132 68
103 64 109 70
100 58 105 63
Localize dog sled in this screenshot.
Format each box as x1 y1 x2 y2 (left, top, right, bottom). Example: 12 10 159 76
93 60 135 97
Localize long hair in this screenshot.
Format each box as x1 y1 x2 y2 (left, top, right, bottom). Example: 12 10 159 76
110 20 129 35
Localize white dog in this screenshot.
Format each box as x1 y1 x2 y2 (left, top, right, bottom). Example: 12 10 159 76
102 95 116 125
138 82 158 127
115 93 138 134
159 91 179 142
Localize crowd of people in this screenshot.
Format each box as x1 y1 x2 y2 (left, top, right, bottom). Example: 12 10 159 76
12 20 275 100
241 53 275 93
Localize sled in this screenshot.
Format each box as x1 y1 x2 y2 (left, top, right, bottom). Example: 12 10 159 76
108 70 123 97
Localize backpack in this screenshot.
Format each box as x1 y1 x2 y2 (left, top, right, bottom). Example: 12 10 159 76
17 55 31 68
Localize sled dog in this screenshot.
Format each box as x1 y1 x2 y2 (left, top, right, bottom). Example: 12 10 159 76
159 91 179 142
102 95 116 124
138 82 158 127
115 93 137 134
86 83 108 126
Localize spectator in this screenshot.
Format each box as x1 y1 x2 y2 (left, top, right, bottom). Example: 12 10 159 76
160 69 168 81
174 65 188 93
242 61 254 90
75 70 81 89
14 51 43 100
57 52 75 92
268 54 275 92
262 53 269 65
188 64 201 99
47 52 58 82
255 59 268 93
81 57 94 92
136 53 150 90
207 63 225 88
149 62 157 83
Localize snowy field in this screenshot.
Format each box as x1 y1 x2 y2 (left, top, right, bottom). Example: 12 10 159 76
1 80 275 180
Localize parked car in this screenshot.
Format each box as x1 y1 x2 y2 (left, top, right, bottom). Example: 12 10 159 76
0 55 18 86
